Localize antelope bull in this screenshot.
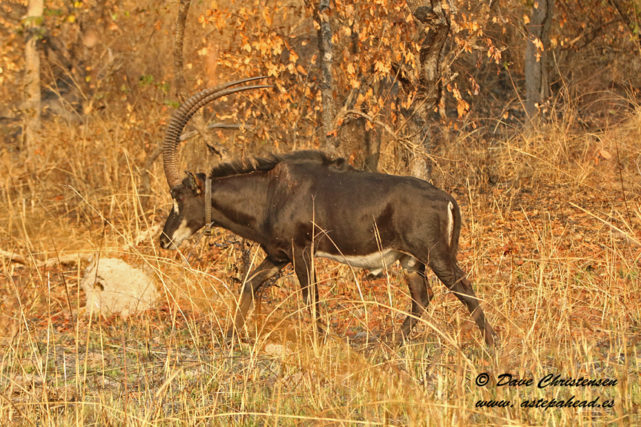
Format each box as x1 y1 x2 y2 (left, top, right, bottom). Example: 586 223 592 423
159 77 497 346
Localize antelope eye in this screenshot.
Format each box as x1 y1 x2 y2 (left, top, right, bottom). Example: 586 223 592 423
171 191 183 202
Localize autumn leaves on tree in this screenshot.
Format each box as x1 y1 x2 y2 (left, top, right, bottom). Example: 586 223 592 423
9 0 641 175
178 0 490 177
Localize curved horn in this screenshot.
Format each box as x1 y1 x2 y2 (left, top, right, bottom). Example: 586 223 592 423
162 77 270 188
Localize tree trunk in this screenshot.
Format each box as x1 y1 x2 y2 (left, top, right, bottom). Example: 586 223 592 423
364 128 382 172
310 0 337 155
524 0 554 122
404 0 450 180
24 0 44 158
173 0 191 99
348 21 381 171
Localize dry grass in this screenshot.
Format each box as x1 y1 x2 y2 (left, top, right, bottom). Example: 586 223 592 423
0 100 640 425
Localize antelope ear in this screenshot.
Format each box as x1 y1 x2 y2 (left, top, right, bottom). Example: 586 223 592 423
185 171 202 195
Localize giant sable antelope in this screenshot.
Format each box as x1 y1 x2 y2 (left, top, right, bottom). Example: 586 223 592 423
159 77 497 346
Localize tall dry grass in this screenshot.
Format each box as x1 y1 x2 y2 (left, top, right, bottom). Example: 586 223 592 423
0 93 639 425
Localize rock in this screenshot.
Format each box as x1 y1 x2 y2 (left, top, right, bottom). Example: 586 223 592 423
81 258 158 317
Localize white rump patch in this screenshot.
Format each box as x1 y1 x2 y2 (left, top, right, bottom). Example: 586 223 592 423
447 201 454 248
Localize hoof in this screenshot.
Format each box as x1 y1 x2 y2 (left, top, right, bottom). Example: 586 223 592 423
483 326 499 349
225 327 243 344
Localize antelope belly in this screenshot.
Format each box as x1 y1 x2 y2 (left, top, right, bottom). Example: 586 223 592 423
315 249 401 270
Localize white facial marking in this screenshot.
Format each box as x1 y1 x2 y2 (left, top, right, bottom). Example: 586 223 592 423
169 219 193 248
316 249 401 270
173 200 180 215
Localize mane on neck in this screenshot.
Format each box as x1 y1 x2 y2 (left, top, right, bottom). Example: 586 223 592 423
209 150 352 178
